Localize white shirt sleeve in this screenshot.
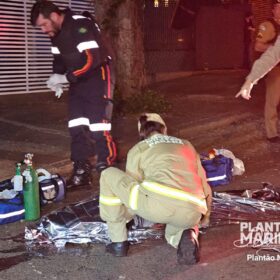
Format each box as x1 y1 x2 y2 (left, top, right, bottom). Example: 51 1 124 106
247 35 280 83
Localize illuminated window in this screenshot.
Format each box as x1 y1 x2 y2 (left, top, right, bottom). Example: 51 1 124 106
154 0 159 7
164 0 169 7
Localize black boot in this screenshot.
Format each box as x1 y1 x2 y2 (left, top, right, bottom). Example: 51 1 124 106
177 229 199 265
96 162 109 174
105 241 129 257
67 160 92 187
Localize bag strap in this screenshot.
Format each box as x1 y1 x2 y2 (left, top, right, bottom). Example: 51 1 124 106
36 168 52 182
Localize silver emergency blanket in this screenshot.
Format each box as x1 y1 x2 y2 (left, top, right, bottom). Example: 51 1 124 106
25 196 165 248
25 184 280 248
210 190 280 226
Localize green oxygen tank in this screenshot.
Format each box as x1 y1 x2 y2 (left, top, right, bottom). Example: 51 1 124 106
23 153 40 221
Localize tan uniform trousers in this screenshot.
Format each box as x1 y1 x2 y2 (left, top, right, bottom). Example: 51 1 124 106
265 66 280 138
99 167 202 248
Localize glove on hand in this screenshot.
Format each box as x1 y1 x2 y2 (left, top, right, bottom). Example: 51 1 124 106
235 79 254 100
54 86 63 98
47 83 64 99
46 74 68 88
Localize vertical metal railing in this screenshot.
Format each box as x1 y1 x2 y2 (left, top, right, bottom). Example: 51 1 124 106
0 0 95 96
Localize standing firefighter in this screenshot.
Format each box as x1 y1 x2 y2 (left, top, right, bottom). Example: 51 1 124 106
236 0 280 143
31 0 117 186
99 113 212 264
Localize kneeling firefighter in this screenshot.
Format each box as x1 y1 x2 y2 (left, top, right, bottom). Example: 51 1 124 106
99 113 212 264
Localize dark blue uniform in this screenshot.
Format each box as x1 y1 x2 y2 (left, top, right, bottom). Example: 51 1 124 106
51 9 116 170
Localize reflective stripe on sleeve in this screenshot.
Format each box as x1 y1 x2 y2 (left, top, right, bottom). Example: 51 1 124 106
68 117 90 128
77 41 99 53
99 195 122 206
129 184 140 210
51 47 60 54
141 181 207 210
89 123 111 132
72 15 86 20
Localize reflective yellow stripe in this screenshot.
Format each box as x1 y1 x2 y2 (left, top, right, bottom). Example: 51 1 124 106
99 195 122 206
129 184 140 210
141 181 207 210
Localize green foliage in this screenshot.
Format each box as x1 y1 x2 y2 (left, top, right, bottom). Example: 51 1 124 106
113 88 171 116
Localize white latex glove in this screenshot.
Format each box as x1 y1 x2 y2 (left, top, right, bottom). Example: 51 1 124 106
235 79 254 100
55 86 63 98
46 74 68 88
47 83 64 99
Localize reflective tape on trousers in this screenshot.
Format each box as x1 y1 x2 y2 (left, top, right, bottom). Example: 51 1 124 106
129 184 140 210
141 181 207 210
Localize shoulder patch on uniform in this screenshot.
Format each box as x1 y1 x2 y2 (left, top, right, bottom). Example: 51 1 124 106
79 27 88 34
145 134 183 147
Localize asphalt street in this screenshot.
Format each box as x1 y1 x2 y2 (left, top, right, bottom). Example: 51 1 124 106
1 70 280 279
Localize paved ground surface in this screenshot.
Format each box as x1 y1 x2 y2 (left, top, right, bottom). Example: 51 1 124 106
1 70 280 279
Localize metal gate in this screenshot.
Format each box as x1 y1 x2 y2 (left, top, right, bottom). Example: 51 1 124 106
0 0 94 96
144 0 195 74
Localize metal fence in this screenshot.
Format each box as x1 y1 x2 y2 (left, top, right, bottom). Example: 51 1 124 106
0 0 94 96
144 0 195 73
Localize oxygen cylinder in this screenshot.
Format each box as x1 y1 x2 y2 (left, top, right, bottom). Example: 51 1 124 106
23 154 40 221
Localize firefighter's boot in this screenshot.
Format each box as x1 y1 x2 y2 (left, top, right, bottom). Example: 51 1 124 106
177 229 199 265
67 160 92 187
105 241 129 257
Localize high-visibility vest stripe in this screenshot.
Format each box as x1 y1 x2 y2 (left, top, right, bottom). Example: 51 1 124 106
141 181 207 210
207 175 227 182
129 184 140 210
99 195 122 206
77 41 99 53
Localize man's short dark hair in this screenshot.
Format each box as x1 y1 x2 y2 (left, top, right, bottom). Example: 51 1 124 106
30 0 61 26
138 115 165 140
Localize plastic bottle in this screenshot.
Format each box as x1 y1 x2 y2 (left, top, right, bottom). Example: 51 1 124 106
23 154 40 221
13 163 23 192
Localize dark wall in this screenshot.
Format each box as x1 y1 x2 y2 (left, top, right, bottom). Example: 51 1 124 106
195 5 246 70
144 0 195 73
144 0 249 73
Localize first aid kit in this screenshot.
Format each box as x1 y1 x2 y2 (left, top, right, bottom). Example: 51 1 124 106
0 183 24 225
201 154 233 187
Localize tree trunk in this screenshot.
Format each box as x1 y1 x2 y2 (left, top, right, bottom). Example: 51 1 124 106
94 0 146 98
